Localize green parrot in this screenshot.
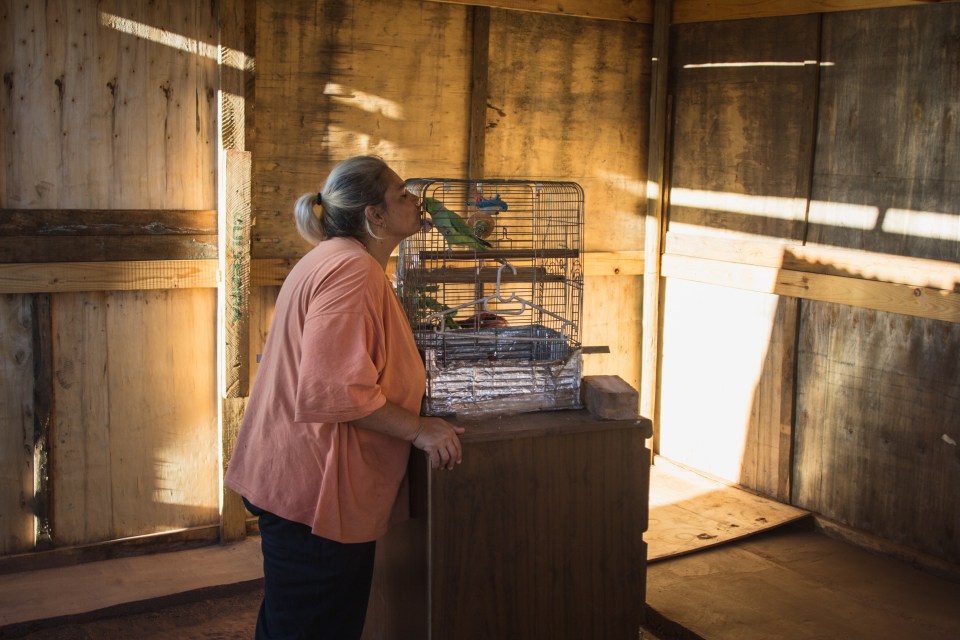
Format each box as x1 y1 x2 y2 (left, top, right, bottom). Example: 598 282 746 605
422 197 492 250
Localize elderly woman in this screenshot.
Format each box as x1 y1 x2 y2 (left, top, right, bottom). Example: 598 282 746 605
225 155 464 639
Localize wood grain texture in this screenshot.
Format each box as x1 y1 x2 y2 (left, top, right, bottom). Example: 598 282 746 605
51 290 219 545
642 0 670 440
794 302 960 563
0 261 218 294
0 210 217 236
810 4 960 263
663 253 960 322
647 457 808 561
0 295 35 554
426 0 653 22
581 274 643 391
0 236 218 263
366 412 649 639
484 9 650 392
485 9 650 253
672 0 958 23
668 14 820 243
666 232 960 291
0 1 217 210
253 0 472 259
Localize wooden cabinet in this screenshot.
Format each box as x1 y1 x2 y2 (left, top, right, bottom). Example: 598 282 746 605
363 410 652 640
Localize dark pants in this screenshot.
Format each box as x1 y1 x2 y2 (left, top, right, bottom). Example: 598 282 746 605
244 498 376 640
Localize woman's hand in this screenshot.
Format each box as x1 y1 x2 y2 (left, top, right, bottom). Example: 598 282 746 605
412 417 465 471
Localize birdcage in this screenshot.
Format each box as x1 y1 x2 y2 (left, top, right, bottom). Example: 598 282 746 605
397 178 584 418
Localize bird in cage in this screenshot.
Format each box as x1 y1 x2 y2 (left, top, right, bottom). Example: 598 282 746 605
466 194 508 239
422 197 492 250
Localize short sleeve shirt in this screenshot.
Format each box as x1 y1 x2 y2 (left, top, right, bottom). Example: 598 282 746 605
224 237 425 543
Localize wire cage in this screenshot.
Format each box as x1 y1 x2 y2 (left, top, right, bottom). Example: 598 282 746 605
397 178 584 417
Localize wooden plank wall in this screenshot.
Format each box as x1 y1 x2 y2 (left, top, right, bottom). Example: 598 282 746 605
0 1 219 554
250 0 650 391
794 5 960 561
658 4 960 562
484 9 649 388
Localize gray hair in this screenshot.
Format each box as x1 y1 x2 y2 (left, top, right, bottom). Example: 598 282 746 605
294 155 391 245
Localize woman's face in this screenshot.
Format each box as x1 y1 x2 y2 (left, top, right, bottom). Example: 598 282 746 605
378 169 423 241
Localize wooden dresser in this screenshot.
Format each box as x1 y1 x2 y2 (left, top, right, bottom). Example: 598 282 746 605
363 409 653 640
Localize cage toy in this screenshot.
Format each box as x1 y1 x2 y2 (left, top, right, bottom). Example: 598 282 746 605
397 179 584 418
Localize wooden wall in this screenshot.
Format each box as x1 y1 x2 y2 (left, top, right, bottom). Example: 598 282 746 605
658 4 960 563
1 0 650 560
0 1 219 555
249 0 650 390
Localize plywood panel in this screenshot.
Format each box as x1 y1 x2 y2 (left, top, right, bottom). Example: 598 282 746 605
248 286 280 391
483 9 649 390
794 303 960 563
485 9 650 254
580 274 643 393
1 0 217 210
810 5 960 262
0 295 35 554
668 15 820 242
648 457 808 561
252 0 472 259
658 278 796 498
51 290 219 544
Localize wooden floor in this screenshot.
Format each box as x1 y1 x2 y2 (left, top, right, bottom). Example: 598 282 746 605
5 456 955 640
0 456 804 633
647 456 809 561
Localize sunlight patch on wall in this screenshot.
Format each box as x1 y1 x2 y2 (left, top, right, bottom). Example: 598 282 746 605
807 200 879 230
324 125 400 158
323 83 405 120
671 187 808 221
682 61 834 69
99 12 254 72
882 208 960 242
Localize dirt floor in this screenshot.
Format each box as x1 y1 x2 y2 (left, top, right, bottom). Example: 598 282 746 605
3 586 262 640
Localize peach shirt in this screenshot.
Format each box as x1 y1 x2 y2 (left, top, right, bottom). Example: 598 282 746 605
225 237 425 543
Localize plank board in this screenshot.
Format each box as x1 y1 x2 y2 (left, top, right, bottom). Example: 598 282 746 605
581 274 643 393
484 9 650 390
252 0 472 259
794 302 960 563
789 5 960 564
1 1 216 210
648 457 809 561
427 0 653 23
672 0 957 23
51 290 219 545
0 295 35 554
810 4 960 263
668 15 820 243
485 9 650 253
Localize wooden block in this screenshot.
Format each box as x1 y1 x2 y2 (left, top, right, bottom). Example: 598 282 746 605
582 375 639 420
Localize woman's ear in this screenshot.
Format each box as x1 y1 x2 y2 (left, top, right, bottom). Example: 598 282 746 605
364 203 385 227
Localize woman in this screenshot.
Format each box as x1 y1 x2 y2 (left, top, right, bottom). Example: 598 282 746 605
225 155 464 639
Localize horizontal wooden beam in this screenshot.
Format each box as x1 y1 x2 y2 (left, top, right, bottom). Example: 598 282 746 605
251 251 646 287
662 253 960 323
0 236 218 263
0 260 218 293
666 232 960 291
671 0 956 24
0 209 217 236
425 0 953 23
424 0 653 22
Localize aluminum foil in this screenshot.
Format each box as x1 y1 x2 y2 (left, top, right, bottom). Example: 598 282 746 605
419 338 583 418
